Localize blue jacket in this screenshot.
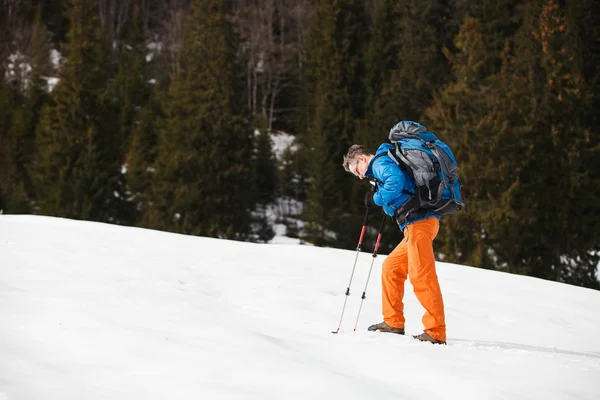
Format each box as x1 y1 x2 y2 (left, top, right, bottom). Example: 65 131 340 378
364 143 440 230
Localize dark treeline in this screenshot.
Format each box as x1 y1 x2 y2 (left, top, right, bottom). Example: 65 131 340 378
1 0 599 289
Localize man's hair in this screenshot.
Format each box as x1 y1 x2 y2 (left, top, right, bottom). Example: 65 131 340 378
342 144 374 172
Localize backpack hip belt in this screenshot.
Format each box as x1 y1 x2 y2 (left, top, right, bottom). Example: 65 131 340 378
393 197 428 226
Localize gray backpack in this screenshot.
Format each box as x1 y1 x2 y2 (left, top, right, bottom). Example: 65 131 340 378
387 121 465 220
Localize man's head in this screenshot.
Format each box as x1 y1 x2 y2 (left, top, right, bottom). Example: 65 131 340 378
343 145 374 180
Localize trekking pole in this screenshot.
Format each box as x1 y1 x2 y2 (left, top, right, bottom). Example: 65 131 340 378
331 205 371 334
353 211 387 332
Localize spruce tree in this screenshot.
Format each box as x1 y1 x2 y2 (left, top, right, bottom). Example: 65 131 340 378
126 98 161 226
113 6 150 153
426 2 600 288
0 13 52 213
143 0 256 239
354 0 400 152
449 0 521 77
111 6 153 225
385 0 451 120
301 0 368 246
357 0 451 147
254 120 278 206
0 81 14 212
33 0 122 222
251 118 277 242
507 0 600 287
425 15 499 268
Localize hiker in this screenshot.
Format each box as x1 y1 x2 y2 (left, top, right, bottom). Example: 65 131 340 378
342 121 459 345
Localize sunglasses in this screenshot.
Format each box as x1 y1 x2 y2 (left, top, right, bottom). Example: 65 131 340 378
350 160 360 177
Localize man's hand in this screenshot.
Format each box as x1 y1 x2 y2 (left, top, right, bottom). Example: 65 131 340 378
364 189 375 208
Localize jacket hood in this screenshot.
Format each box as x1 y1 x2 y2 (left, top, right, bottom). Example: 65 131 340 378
375 142 394 155
365 143 394 179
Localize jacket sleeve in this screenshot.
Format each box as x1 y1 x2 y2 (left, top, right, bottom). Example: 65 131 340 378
373 161 405 209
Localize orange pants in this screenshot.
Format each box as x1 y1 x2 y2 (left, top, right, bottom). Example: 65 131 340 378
381 216 446 342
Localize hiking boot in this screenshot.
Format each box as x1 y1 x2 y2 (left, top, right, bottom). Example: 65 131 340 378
367 321 405 334
413 332 446 345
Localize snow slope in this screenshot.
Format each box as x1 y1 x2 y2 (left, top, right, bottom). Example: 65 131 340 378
1 215 599 400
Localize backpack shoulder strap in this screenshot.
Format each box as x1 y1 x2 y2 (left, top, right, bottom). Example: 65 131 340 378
368 152 387 185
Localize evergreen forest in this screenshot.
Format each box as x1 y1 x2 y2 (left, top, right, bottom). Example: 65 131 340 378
1 0 599 289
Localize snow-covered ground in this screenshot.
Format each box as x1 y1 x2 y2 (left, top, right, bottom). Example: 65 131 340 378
269 130 296 162
1 215 599 400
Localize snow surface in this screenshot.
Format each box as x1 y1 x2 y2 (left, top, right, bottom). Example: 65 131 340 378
5 50 61 93
270 131 296 161
1 215 600 400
